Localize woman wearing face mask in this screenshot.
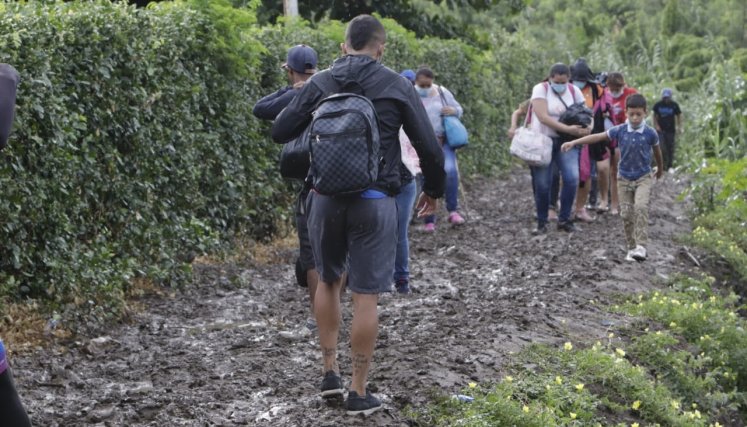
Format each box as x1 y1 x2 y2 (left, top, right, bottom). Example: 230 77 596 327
414 67 465 232
529 63 590 234
605 72 637 215
569 58 612 222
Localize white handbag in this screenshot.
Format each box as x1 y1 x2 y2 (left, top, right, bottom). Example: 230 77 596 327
510 106 552 166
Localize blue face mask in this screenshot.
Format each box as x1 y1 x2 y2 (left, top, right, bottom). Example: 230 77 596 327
416 86 430 98
551 83 567 94
572 80 587 89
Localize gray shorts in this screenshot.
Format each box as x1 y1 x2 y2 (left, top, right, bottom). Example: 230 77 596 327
295 189 315 271
306 192 397 294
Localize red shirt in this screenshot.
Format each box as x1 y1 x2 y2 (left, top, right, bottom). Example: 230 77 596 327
608 87 638 125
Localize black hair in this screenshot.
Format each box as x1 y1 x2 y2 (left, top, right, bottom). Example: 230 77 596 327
345 15 386 50
626 93 647 109
415 67 434 80
607 72 625 88
570 58 595 82
549 63 570 78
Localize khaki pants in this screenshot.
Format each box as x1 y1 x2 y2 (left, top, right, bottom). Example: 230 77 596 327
617 175 653 250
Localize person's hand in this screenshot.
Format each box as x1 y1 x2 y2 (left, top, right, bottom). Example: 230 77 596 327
292 80 307 90
655 167 664 180
415 192 438 218
441 106 457 116
569 125 590 137
561 141 575 152
508 126 517 139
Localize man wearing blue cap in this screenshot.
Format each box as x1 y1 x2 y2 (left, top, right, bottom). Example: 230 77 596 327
652 88 682 171
253 44 318 120
253 44 321 331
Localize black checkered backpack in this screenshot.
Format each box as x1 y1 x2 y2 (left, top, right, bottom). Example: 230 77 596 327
306 71 397 196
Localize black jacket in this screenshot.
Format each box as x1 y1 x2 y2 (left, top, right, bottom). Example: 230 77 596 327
252 86 297 120
271 55 445 198
0 64 20 151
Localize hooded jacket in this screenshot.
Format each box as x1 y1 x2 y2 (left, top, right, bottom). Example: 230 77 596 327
271 55 445 198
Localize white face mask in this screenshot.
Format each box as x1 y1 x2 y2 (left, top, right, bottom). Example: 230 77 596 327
610 90 623 98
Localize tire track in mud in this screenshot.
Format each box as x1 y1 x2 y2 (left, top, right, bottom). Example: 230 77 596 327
13 170 695 426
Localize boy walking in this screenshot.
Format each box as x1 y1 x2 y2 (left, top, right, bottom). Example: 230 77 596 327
271 15 445 415
562 94 663 261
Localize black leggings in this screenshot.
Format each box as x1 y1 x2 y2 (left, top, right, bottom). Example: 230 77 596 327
0 369 31 427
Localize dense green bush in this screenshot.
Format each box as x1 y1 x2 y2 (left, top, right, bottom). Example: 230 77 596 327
0 1 288 324
0 1 527 323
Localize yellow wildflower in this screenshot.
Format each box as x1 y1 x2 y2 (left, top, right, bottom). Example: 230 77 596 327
608 333 615 339
522 405 529 413
616 348 626 357
669 321 677 328
631 400 641 410
632 423 640 427
505 376 513 383
564 342 573 351
671 400 680 410
555 376 563 385
468 382 477 388
570 413 577 419
575 383 585 391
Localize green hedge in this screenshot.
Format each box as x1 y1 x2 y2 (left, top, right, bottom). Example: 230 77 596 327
0 1 540 323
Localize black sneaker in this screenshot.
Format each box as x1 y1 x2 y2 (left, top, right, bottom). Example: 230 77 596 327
395 279 411 295
345 390 382 416
557 221 579 233
320 371 344 398
532 223 548 235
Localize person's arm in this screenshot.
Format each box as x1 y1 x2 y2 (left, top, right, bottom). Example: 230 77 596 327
252 87 297 120
560 132 610 152
0 64 20 151
508 108 522 139
675 105 683 133
401 81 445 202
531 98 589 137
653 145 664 178
271 76 326 143
439 86 463 117
652 106 662 133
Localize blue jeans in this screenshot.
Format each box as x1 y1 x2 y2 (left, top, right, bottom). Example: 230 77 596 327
531 138 580 224
425 143 459 224
394 179 417 282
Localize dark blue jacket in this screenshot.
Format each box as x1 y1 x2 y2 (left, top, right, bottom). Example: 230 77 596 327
252 86 298 120
0 64 20 150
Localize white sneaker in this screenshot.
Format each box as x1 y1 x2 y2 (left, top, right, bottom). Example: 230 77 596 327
632 245 647 261
625 250 636 262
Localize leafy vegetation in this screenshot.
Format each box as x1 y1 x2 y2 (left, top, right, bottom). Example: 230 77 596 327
410 276 747 426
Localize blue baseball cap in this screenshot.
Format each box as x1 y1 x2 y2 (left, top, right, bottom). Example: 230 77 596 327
400 69 416 82
282 44 318 74
662 88 673 98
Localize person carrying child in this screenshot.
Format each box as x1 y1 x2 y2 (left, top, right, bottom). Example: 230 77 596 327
561 94 663 262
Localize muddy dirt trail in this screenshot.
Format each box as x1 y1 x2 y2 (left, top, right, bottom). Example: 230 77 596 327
12 170 696 426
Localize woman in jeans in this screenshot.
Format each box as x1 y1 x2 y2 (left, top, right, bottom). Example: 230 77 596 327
393 70 420 294
529 63 590 234
414 67 465 231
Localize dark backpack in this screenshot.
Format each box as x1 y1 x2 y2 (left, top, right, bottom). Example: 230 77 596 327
306 72 396 196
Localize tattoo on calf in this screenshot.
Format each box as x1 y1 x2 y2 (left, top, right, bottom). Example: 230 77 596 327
353 353 369 377
322 347 337 360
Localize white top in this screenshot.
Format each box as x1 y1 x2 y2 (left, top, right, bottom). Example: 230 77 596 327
530 82 584 137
